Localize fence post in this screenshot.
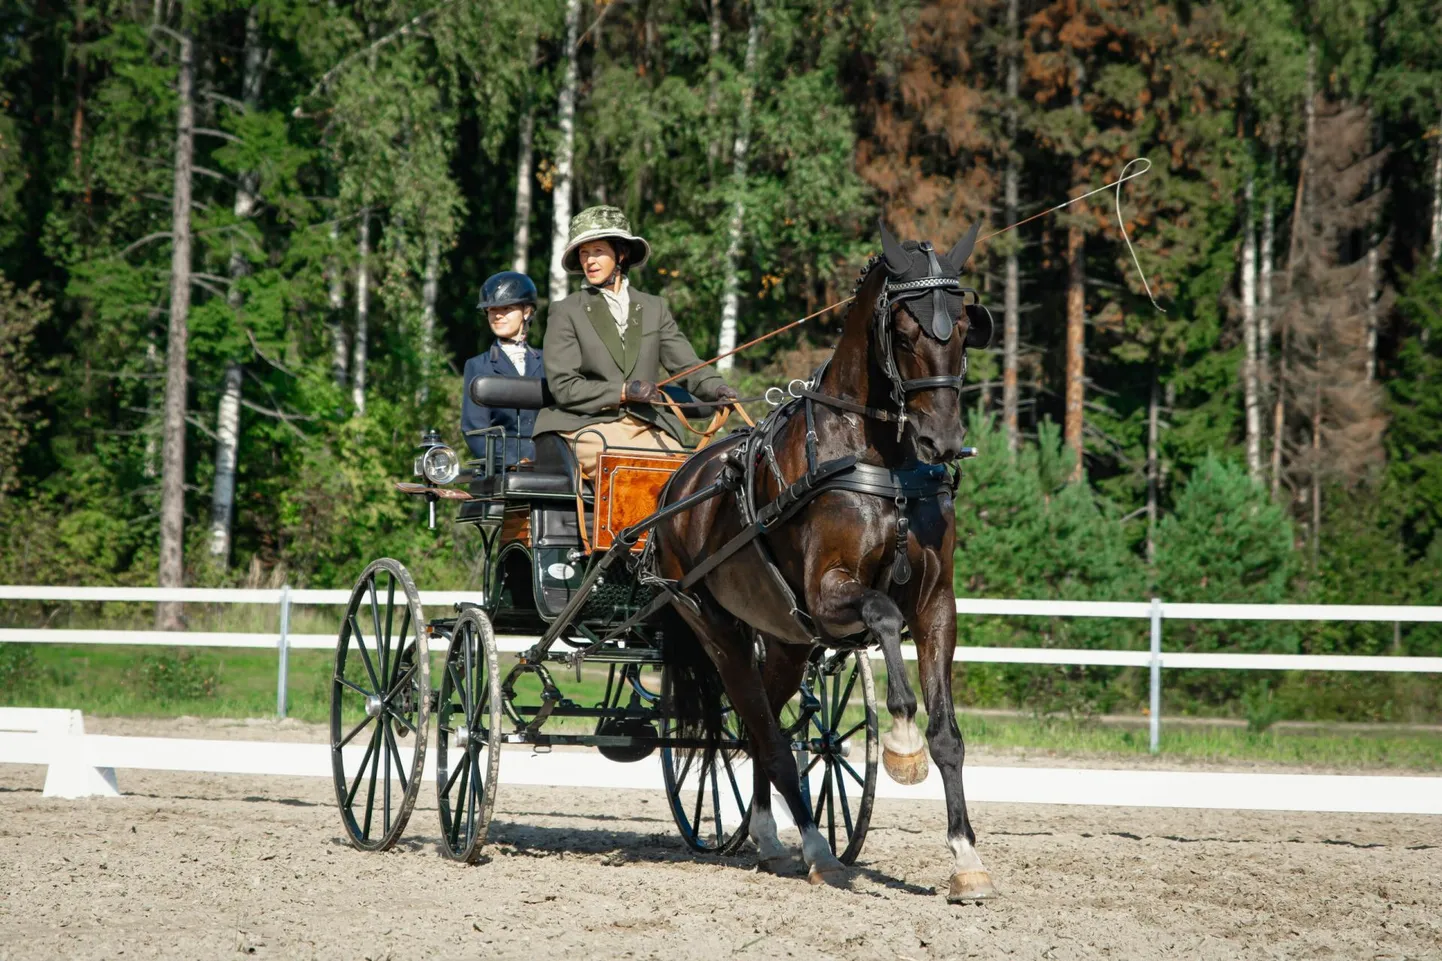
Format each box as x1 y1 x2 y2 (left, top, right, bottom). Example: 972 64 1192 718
277 585 291 719
1149 596 1162 754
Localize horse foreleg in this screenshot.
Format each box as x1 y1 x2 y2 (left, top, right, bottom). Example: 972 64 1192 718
910 596 997 902
813 571 927 785
749 636 811 873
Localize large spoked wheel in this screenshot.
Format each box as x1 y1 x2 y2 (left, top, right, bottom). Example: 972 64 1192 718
435 608 503 862
790 648 878 865
659 671 753 856
330 558 431 851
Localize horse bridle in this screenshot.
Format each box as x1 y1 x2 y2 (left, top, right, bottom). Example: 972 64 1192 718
800 243 986 441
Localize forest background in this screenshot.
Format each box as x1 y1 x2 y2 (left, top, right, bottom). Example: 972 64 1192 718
1 0 1440 724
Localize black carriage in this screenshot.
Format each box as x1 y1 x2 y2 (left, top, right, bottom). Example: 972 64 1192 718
329 377 879 864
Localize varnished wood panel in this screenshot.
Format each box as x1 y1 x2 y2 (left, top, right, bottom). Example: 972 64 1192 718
593 452 688 551
500 505 531 548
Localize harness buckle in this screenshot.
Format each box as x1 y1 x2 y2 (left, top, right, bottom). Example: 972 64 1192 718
787 378 810 399
764 386 786 407
895 410 907 442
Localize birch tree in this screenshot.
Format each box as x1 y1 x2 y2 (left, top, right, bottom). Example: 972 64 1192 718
547 0 583 302
351 208 371 415
209 4 268 568
716 0 762 374
1242 173 1262 479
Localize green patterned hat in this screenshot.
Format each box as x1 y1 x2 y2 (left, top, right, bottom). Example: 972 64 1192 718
561 205 652 274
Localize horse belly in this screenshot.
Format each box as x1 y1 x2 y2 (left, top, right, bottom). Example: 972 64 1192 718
707 543 816 646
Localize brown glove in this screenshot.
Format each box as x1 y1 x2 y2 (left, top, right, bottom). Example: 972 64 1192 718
621 380 662 404
714 384 739 403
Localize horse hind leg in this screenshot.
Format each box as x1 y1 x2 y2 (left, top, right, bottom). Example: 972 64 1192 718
850 589 929 785
748 636 811 875
673 604 847 886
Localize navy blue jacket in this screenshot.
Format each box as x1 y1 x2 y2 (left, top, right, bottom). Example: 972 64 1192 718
462 342 544 465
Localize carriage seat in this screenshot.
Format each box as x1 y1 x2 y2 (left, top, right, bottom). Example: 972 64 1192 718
465 377 588 500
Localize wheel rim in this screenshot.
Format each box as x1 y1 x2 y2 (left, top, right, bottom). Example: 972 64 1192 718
436 609 502 862
792 650 878 865
330 559 430 851
660 674 753 855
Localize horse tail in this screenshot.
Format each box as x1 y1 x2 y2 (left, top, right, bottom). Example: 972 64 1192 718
657 604 723 747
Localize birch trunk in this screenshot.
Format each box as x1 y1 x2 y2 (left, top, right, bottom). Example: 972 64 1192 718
351 209 371 416
1260 178 1274 388
1242 173 1262 479
705 0 725 171
716 0 762 374
547 0 583 302
208 364 241 565
418 236 440 403
512 104 534 274
1001 0 1020 455
210 3 265 568
157 28 195 630
328 222 347 386
1146 367 1160 566
1432 104 1442 267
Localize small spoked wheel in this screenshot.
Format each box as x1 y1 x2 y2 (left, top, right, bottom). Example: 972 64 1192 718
660 672 753 855
435 608 503 862
330 558 431 851
790 648 878 864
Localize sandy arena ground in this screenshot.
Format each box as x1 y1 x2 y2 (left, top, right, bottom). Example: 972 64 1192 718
1 720 1439 960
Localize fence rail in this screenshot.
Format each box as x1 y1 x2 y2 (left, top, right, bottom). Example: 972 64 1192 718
3 586 1440 750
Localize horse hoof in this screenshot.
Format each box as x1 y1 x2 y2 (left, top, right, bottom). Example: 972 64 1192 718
947 870 998 903
882 746 929 785
808 864 849 888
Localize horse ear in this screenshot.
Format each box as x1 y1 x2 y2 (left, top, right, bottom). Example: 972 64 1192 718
878 219 910 276
946 222 981 272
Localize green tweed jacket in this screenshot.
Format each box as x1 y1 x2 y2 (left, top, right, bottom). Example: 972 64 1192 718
533 286 727 444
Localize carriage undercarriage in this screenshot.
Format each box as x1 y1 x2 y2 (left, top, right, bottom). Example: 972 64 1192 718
329 427 880 866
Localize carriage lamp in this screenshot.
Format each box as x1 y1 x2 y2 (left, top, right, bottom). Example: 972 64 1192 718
413 428 461 486
420 445 461 486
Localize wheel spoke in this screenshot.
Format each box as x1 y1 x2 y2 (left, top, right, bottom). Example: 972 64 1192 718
718 745 746 816
837 754 868 789
674 746 696 789
468 743 483 841
832 758 854 838
386 662 417 702
335 674 372 698
442 747 467 795
802 752 822 777
822 763 836 852
383 576 397 689
837 719 866 745
448 759 470 847
362 724 382 839
337 714 374 750
368 578 386 694
690 747 711 841
710 749 724 842
382 720 393 830
834 660 859 725
347 614 382 692
345 724 381 807
384 719 409 793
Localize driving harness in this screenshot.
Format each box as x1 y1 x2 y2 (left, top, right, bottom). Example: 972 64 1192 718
588 237 981 651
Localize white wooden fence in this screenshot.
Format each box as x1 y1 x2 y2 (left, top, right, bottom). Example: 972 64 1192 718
2 586 1441 752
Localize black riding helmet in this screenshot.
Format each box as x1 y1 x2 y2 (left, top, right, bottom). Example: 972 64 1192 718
477 271 538 311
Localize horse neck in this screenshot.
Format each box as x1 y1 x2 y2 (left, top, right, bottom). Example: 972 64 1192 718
813 266 905 465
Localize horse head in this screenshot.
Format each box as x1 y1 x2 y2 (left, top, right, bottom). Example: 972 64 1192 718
874 220 993 465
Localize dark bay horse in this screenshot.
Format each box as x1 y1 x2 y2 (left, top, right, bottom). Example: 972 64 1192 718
653 222 997 901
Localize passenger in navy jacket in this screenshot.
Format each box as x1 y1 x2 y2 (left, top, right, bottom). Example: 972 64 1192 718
461 272 543 466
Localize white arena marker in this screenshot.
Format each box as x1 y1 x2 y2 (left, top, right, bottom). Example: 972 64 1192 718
0 708 120 799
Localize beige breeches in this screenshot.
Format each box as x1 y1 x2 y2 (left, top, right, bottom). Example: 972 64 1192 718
565 414 682 479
